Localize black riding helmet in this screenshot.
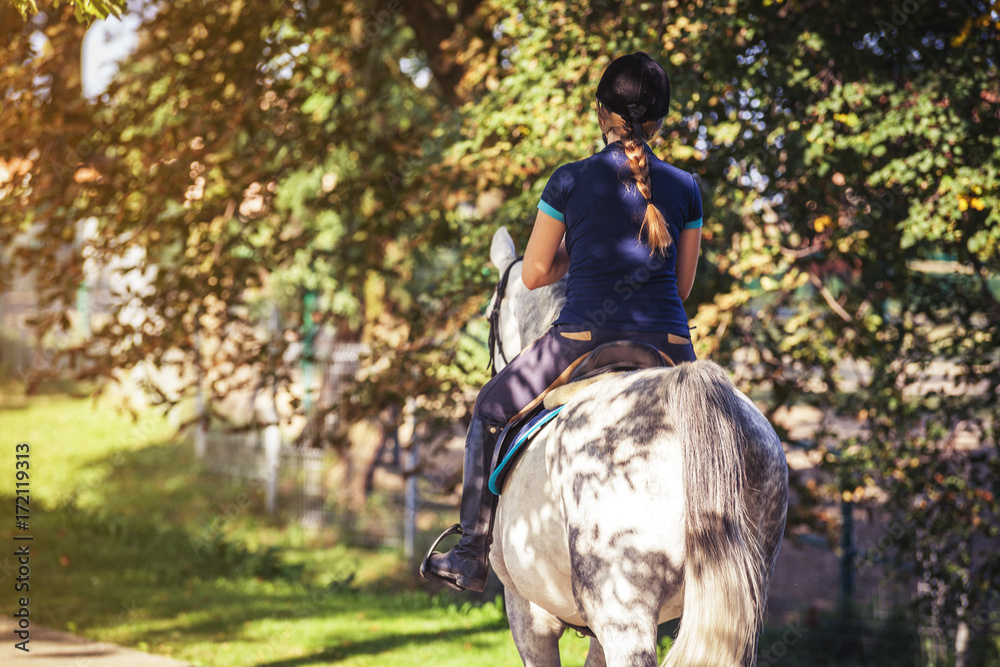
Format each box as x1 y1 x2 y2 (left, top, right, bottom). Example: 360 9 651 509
596 52 671 140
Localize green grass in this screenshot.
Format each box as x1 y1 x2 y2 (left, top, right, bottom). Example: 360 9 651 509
4 395 995 666
0 395 595 666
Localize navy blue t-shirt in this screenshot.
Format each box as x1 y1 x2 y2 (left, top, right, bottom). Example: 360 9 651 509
538 141 703 335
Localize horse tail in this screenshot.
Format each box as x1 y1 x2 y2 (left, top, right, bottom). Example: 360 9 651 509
662 361 767 667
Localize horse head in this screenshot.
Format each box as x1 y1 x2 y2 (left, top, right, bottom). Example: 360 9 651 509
487 226 567 373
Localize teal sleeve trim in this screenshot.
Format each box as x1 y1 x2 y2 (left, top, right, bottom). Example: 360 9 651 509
683 217 703 230
537 199 566 223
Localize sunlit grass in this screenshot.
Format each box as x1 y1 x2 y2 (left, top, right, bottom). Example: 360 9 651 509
7 394 984 666
0 395 594 666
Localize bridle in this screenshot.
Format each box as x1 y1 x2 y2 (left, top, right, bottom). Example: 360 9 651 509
486 255 523 376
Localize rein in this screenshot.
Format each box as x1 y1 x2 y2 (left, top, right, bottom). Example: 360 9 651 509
487 255 524 376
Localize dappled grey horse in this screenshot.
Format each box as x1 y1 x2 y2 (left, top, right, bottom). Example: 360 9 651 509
486 227 788 667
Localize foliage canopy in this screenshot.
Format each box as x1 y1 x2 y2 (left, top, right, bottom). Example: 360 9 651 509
2 0 998 648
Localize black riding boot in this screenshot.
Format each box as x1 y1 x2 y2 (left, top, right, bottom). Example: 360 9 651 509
420 418 501 592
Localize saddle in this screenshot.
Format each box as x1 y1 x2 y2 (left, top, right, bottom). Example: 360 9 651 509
488 341 673 495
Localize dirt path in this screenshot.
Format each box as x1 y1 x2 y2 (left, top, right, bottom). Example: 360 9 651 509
0 617 192 666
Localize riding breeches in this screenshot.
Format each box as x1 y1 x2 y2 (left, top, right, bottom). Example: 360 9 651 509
473 323 697 427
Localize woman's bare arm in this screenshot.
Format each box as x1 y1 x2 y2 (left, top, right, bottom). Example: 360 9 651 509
675 226 702 302
522 209 569 290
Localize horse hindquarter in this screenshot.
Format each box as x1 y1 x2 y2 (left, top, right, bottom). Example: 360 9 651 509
549 372 687 666
495 369 695 665
492 421 578 621
493 363 787 667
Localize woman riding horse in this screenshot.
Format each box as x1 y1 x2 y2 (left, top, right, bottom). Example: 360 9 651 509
422 52 705 593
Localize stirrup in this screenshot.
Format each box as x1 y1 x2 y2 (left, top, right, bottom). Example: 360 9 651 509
420 524 464 591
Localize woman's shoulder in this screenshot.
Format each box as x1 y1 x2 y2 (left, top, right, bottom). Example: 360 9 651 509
544 149 616 187
650 155 700 189
556 149 608 172
649 151 694 177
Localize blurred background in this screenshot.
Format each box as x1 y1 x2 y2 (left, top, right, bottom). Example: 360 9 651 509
1 0 998 665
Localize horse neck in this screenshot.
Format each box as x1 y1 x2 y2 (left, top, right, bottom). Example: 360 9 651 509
507 276 567 355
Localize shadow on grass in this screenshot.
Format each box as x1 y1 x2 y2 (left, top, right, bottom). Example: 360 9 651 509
18 438 451 647
21 429 1000 667
71 435 261 526
257 618 511 666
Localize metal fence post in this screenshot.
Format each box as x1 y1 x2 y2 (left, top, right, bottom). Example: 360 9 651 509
840 497 856 617
264 303 281 516
302 290 316 414
193 309 207 460
403 396 418 560
264 417 281 516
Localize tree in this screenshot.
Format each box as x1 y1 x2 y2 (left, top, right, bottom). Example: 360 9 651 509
1 0 998 653
9 0 123 23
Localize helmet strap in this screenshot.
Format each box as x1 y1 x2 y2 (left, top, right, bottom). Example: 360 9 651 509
627 103 647 143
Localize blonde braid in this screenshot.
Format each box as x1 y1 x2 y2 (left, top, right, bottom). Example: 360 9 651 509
599 105 671 254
